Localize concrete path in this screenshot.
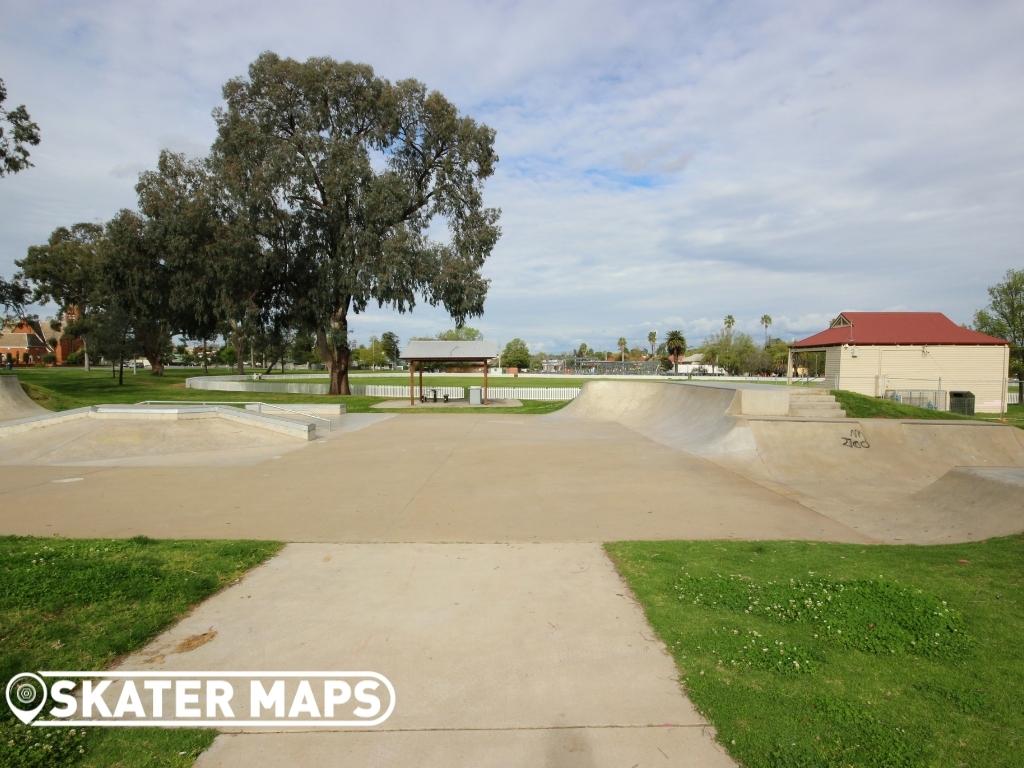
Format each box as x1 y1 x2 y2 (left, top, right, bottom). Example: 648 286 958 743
119 543 735 767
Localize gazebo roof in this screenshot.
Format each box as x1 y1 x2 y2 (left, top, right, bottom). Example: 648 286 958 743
400 340 499 361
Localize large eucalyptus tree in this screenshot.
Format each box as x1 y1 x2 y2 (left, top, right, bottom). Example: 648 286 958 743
212 53 500 394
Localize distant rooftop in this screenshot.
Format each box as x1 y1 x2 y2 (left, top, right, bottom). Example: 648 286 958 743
400 340 499 361
791 312 1007 348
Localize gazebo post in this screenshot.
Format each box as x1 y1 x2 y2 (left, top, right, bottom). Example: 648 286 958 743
409 360 415 405
483 359 489 404
418 365 424 402
786 348 793 385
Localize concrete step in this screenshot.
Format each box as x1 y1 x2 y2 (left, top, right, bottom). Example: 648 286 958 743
791 406 846 418
788 391 846 418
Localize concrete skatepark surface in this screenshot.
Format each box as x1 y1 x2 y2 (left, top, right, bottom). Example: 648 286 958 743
557 380 1024 543
0 417 311 467
3 375 1022 766
3 375 1019 543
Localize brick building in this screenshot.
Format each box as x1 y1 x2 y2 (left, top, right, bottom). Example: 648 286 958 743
0 312 83 366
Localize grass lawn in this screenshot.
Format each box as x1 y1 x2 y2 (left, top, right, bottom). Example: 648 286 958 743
979 402 1024 429
833 389 1024 429
0 536 281 768
1 368 573 415
606 536 1024 768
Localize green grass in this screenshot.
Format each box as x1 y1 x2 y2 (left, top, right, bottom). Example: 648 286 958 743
0 536 282 768
976 402 1024 429
832 389 1024 430
831 389 973 420
606 537 1024 768
0 368 570 415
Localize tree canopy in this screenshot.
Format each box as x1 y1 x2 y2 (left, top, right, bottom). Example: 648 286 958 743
212 53 500 393
17 223 105 369
501 338 530 369
0 77 40 177
380 331 400 364
975 268 1024 395
665 330 686 365
436 326 483 341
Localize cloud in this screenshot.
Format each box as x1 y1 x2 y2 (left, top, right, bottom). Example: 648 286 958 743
1 0 1022 352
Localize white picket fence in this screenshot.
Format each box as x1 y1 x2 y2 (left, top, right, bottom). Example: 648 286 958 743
486 386 581 401
350 385 466 399
1009 391 1020 405
348 384 581 401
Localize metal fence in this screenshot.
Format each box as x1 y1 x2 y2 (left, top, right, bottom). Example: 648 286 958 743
884 389 946 410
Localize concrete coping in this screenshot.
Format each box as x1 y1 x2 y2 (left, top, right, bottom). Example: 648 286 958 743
0 404 315 441
243 403 346 416
742 414 1006 426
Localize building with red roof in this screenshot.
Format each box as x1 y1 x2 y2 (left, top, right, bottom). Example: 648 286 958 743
789 312 1010 413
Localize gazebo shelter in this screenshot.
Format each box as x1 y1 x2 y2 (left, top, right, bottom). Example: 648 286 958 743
400 340 499 406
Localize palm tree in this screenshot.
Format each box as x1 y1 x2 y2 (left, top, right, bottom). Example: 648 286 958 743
665 330 686 372
723 315 735 336
647 330 657 357
617 337 628 362
760 314 772 348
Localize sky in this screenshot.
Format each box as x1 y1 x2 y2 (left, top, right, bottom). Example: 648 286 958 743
1 0 1022 354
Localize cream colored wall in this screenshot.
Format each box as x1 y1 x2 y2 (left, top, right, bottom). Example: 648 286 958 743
833 344 1008 413
824 347 842 384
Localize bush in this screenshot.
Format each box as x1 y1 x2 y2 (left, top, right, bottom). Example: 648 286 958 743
42 353 57 365
64 349 85 366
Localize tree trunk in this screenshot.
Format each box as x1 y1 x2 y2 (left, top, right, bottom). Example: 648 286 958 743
83 335 90 372
118 356 124 386
317 321 352 396
230 322 245 374
325 343 352 395
141 352 165 376
329 356 351 395
202 339 208 374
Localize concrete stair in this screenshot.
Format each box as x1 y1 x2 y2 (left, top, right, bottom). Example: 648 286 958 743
788 389 846 418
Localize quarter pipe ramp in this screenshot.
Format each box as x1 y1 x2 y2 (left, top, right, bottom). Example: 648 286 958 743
0 375 47 421
560 380 1024 542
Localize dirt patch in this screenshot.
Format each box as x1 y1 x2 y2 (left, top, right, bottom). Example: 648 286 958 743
174 628 217 653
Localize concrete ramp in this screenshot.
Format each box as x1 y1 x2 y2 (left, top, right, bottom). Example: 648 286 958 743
0 375 47 421
899 467 1024 542
559 380 1024 543
556 379 756 455
734 418 1024 542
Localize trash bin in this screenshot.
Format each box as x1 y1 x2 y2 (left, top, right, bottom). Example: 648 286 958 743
468 386 482 406
949 391 975 415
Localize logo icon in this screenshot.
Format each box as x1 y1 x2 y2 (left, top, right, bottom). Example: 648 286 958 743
6 672 47 724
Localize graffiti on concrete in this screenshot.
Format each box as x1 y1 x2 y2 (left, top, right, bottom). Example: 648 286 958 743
841 428 870 449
